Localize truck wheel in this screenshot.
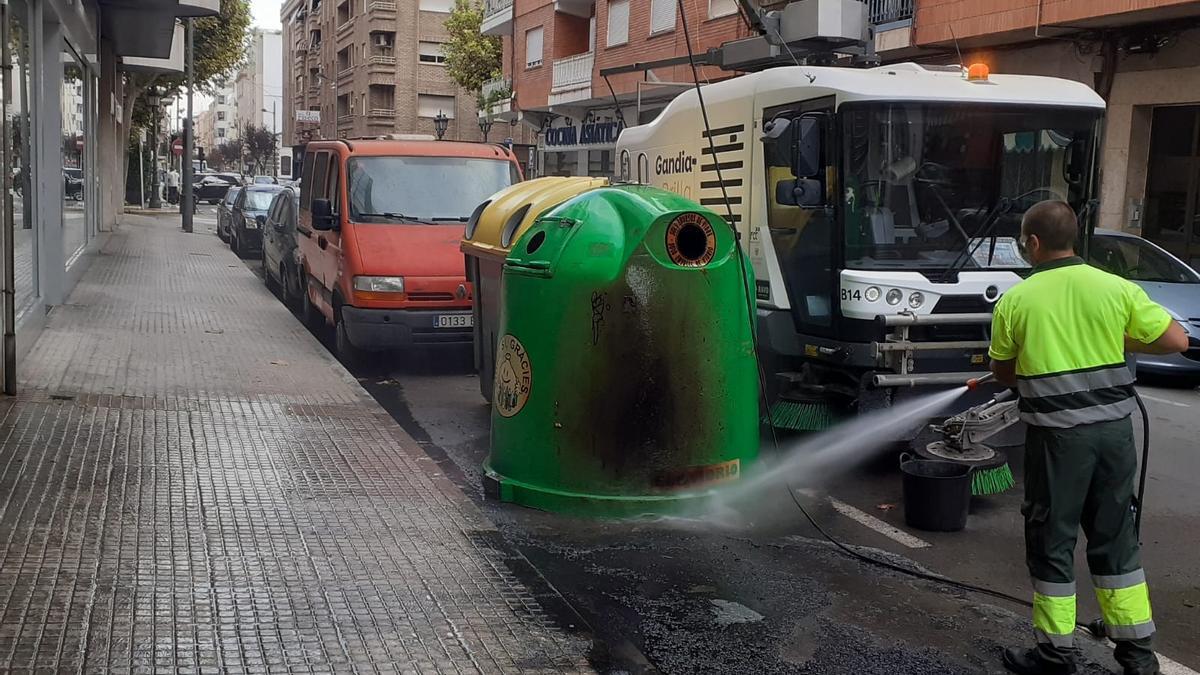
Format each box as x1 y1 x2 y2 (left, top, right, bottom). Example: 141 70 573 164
335 308 368 371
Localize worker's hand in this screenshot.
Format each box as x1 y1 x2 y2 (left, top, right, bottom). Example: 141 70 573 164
989 358 1018 387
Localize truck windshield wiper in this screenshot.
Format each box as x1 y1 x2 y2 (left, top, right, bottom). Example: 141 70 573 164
431 216 469 222
941 198 1013 283
356 212 433 224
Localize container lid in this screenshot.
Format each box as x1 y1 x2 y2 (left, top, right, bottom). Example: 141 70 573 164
461 176 608 259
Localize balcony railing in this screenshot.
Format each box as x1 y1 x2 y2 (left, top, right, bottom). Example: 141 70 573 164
369 55 396 66
551 51 593 92
337 113 353 124
865 0 912 24
370 1 397 12
482 77 511 99
368 108 395 117
480 0 513 36
337 66 354 80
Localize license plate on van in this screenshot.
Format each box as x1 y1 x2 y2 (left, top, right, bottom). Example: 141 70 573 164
436 314 472 329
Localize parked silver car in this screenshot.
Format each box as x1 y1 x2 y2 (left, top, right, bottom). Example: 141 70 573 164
1090 229 1200 382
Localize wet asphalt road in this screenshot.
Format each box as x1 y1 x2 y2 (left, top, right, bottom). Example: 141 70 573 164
216 208 1198 674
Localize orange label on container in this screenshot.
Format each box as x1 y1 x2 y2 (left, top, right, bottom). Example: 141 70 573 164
665 212 717 267
494 334 532 418
653 459 741 489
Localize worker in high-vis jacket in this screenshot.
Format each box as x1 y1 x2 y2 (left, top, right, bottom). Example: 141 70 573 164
989 201 1188 675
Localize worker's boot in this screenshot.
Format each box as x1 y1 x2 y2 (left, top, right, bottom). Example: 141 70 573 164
1002 647 1077 675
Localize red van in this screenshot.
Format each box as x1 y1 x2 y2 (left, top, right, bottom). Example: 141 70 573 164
297 139 521 364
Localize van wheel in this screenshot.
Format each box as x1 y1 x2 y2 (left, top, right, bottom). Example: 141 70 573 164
335 308 368 371
300 274 322 328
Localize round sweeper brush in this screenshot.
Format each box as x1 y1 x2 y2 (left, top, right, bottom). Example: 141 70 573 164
917 441 1013 496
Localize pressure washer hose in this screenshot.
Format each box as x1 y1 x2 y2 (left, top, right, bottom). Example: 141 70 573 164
780 390 1152 636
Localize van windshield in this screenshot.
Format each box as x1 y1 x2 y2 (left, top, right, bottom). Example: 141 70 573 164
347 156 515 223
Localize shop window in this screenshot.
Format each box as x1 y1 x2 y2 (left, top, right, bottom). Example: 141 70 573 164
7 0 34 314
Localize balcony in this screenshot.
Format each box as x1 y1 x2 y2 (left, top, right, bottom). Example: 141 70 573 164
549 51 593 105
370 1 396 13
480 0 512 37
368 108 395 118
337 113 353 125
368 54 396 66
367 71 395 85
868 0 914 55
479 76 512 118
865 0 912 24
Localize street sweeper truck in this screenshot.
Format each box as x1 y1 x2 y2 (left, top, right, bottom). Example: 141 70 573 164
609 0 1107 493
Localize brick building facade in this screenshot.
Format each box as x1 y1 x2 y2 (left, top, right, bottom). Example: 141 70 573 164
281 0 485 152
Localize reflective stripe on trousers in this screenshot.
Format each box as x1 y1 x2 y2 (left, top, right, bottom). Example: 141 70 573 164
1094 570 1156 640
1032 578 1076 648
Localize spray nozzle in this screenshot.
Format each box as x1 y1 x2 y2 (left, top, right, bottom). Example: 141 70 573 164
966 373 995 391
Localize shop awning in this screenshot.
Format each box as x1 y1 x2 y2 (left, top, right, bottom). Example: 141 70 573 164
99 0 219 65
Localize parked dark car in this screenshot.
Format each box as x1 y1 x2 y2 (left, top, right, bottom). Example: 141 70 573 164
230 184 285 259
216 186 242 242
63 168 83 201
261 188 303 306
193 173 240 204
1090 228 1200 383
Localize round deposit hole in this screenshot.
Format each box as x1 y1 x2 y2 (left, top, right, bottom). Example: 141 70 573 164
675 222 709 263
526 230 546 254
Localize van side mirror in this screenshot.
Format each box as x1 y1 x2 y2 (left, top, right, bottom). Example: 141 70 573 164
311 198 335 230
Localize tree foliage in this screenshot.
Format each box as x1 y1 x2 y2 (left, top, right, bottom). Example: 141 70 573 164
241 123 276 175
443 0 502 97
207 141 241 171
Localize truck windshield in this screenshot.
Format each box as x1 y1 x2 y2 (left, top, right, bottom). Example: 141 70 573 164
842 103 1100 270
347 156 515 223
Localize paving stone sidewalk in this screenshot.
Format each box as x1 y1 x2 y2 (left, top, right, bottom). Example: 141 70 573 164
0 214 593 673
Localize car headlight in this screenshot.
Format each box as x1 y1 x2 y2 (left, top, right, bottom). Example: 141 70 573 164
353 276 405 293
908 292 925 309
885 289 903 306
864 286 881 302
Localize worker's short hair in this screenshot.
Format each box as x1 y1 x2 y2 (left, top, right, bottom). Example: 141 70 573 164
1022 200 1078 252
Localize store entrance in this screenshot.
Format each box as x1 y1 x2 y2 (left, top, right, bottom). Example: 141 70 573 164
1144 105 1200 267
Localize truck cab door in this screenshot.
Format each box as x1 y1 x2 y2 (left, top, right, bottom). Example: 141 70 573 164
762 98 837 339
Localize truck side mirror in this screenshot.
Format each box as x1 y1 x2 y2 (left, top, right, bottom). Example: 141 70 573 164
311 198 335 230
792 115 822 178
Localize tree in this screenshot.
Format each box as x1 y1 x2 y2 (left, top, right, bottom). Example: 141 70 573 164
121 1 252 190
443 0 502 102
207 140 241 171
241 123 276 175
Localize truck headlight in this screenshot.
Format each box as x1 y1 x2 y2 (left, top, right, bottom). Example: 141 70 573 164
885 289 903 306
353 276 405 293
908 292 925 309
864 286 881 302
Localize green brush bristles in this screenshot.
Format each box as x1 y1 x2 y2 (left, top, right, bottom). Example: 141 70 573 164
764 400 837 431
971 463 1015 496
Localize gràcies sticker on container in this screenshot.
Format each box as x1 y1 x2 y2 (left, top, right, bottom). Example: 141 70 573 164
665 212 717 267
494 334 532 418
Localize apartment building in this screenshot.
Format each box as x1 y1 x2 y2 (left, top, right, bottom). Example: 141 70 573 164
907 0 1200 265
236 29 290 175
281 0 484 149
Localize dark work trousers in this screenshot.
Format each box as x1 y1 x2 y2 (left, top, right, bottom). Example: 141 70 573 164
1023 416 1158 674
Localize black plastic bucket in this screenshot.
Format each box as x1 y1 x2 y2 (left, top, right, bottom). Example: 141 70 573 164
900 454 972 532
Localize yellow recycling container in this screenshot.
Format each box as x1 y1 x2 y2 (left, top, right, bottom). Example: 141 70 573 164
462 176 608 401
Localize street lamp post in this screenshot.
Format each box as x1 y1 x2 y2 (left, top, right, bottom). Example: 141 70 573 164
434 110 448 140
182 18 194 232
148 89 162 208
478 116 493 143
262 101 278 178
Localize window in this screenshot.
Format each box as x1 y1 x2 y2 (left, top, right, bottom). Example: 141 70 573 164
418 42 446 64
417 94 455 118
650 0 675 34
217 111 226 121
218 95 226 104
525 26 543 68
418 0 452 11
708 0 737 18
217 128 226 138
